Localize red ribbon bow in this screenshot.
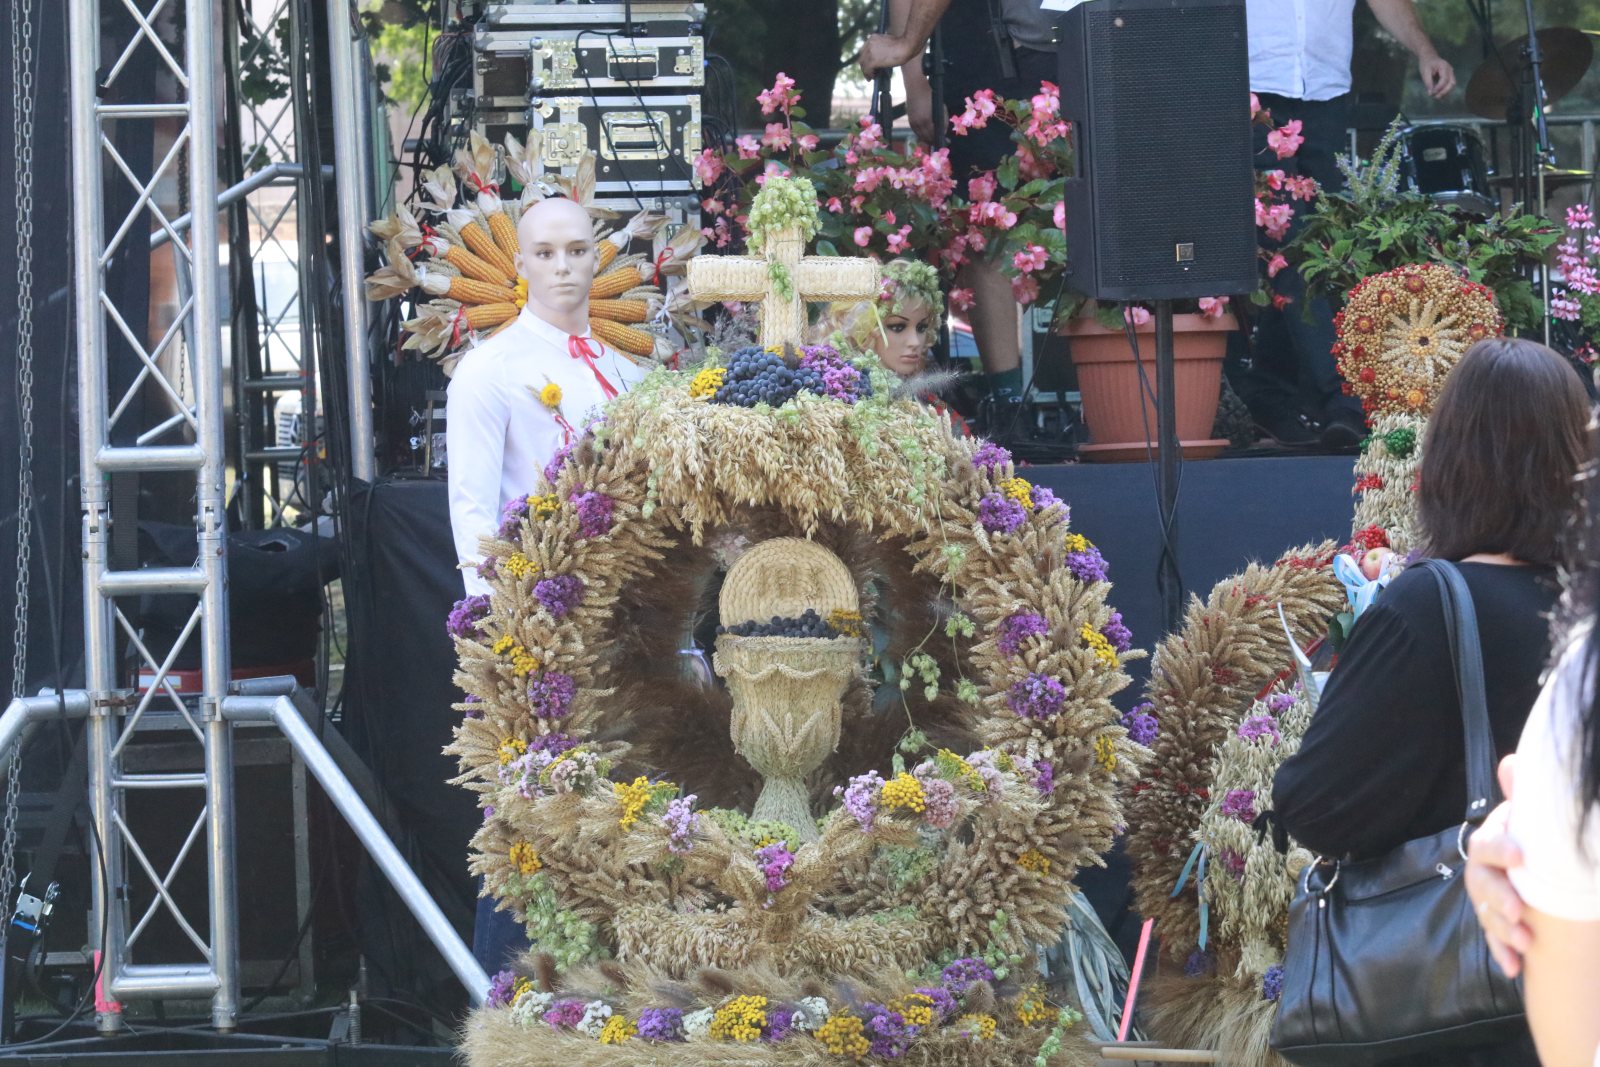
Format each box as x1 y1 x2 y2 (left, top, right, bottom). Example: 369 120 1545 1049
567 335 619 400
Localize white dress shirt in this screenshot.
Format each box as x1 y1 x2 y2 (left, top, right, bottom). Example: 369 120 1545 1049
1246 0 1358 101
446 306 649 595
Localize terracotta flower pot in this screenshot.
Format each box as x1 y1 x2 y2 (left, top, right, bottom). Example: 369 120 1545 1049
1062 312 1235 462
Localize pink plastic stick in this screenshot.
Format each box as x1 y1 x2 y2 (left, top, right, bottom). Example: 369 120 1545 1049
1117 918 1156 1043
93 951 120 1015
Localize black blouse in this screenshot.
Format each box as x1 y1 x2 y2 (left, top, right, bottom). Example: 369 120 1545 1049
1273 562 1559 860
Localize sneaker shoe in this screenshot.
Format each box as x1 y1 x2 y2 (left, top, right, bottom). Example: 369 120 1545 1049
1253 409 1321 448
1318 409 1366 453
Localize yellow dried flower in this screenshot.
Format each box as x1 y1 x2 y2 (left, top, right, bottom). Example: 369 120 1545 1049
491 635 515 655
613 775 657 831
1080 621 1119 667
890 993 935 1028
879 772 926 813
1094 734 1117 772
1064 533 1092 554
1014 985 1051 1026
956 1013 997 1041
497 737 527 766
508 841 541 875
502 552 539 580
936 748 985 792
709 994 767 1042
539 382 562 409
509 646 540 677
1017 847 1051 875
817 1012 870 1057
828 608 865 637
512 976 532 1001
529 494 559 519
688 367 726 399
598 1015 635 1044
999 476 1034 511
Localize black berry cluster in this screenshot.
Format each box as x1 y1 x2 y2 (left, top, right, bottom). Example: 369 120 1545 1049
712 346 824 408
717 608 840 639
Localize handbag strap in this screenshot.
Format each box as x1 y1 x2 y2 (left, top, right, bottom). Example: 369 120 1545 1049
1413 559 1501 825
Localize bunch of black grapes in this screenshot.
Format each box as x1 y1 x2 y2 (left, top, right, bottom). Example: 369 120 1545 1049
717 608 840 638
712 346 824 408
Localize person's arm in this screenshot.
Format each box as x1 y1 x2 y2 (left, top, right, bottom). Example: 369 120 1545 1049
1365 0 1456 98
1465 756 1534 978
1273 587 1444 856
445 359 508 598
1522 910 1600 1067
859 0 953 78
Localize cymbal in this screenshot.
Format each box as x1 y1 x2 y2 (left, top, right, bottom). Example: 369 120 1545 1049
1465 27 1595 120
1489 167 1594 191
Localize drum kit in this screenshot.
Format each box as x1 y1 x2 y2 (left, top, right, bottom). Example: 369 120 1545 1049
1395 26 1596 219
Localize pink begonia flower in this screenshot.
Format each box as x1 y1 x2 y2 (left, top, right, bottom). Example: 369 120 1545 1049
693 148 725 187
1261 202 1294 241
1031 81 1060 118
967 172 997 203
1267 119 1304 160
1124 305 1152 327
757 72 799 116
1012 244 1048 274
825 196 843 214
856 116 885 151
886 225 913 253
1197 296 1228 318
1263 169 1285 191
949 287 975 312
883 210 896 225
950 88 998 135
796 132 820 152
1272 292 1291 310
1570 203 1596 230
849 195 865 211
761 123 792 152
1250 92 1262 118
701 197 725 217
1011 274 1040 304
1053 199 1066 231
1552 295 1583 321
1266 252 1289 278
853 226 873 248
735 135 760 160
1286 175 1318 200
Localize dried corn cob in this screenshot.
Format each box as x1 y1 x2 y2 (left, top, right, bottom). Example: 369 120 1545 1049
589 299 651 324
485 209 521 261
589 317 656 356
452 222 518 283
590 265 642 300
446 275 516 305
596 240 620 273
466 303 520 329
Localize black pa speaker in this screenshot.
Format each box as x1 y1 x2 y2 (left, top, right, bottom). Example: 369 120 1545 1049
1059 0 1256 302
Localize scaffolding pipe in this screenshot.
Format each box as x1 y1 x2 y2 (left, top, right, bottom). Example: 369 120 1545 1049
326 0 376 482
222 694 490 1005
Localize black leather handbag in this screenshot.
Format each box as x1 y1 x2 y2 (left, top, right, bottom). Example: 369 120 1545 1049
1270 559 1526 1066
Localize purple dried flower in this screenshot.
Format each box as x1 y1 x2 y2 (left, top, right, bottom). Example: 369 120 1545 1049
1101 611 1133 653
864 1005 914 1058
1007 672 1066 721
1262 964 1284 1002
661 794 699 854
462 693 484 720
918 775 959 829
1220 789 1257 823
482 804 495 820
917 985 958 1022
637 1007 685 1042
1219 846 1247 881
1184 949 1214 978
1033 759 1055 797
1267 692 1296 715
475 555 498 580
996 612 1048 657
1122 703 1159 746
973 440 1012 472
446 594 491 639
941 957 995 996
764 1007 797 1042
543 999 586 1030
570 490 614 538
1237 714 1282 745
533 574 585 619
543 440 576 486
978 492 1027 534
755 841 794 894
836 770 885 830
1066 544 1109 583
528 671 577 719
799 345 872 403
528 731 577 757
497 496 531 539
487 968 517 1008
1033 485 1064 516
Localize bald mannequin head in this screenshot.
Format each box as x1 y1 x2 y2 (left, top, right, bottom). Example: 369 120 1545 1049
515 196 597 334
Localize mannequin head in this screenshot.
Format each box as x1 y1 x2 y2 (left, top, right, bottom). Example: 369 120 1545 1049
817 259 943 379
515 197 597 334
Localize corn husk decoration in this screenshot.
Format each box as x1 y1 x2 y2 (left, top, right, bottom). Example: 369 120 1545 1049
366 131 701 375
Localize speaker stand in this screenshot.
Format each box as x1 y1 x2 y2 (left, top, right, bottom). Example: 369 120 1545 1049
1154 299 1183 632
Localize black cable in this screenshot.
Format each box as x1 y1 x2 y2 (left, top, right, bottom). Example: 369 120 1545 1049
1123 316 1186 611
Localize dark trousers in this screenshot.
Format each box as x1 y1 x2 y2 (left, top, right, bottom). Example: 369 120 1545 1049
472 877 528 974
1226 92 1365 425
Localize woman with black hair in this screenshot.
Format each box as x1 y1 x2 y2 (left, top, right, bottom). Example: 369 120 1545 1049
1273 337 1592 1065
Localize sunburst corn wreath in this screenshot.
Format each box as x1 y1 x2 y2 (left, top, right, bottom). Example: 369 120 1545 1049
1331 263 1501 422
444 339 1146 1063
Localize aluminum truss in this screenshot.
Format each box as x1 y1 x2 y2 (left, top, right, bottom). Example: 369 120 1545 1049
0 0 492 1035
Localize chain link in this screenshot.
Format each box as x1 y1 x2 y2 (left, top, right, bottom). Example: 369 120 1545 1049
3 0 39 958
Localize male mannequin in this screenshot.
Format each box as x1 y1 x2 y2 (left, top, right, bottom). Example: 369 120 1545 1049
446 196 648 596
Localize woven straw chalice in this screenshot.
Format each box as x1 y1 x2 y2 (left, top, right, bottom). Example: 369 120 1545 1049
712 538 864 842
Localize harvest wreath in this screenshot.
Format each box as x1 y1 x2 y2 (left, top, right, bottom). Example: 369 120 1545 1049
445 181 1146 1065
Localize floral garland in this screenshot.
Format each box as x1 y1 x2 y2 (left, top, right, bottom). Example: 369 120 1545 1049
1351 413 1425 555
446 355 1143 1064
1332 263 1501 422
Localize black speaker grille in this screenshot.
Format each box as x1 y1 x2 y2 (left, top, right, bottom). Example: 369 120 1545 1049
1084 4 1256 297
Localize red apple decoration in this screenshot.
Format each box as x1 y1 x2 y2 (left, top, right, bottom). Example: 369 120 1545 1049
1360 547 1393 581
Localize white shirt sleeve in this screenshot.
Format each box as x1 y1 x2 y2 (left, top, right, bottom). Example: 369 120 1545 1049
445 355 508 598
1508 641 1600 922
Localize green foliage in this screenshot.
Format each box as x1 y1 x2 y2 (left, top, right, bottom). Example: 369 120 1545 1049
1289 123 1559 335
